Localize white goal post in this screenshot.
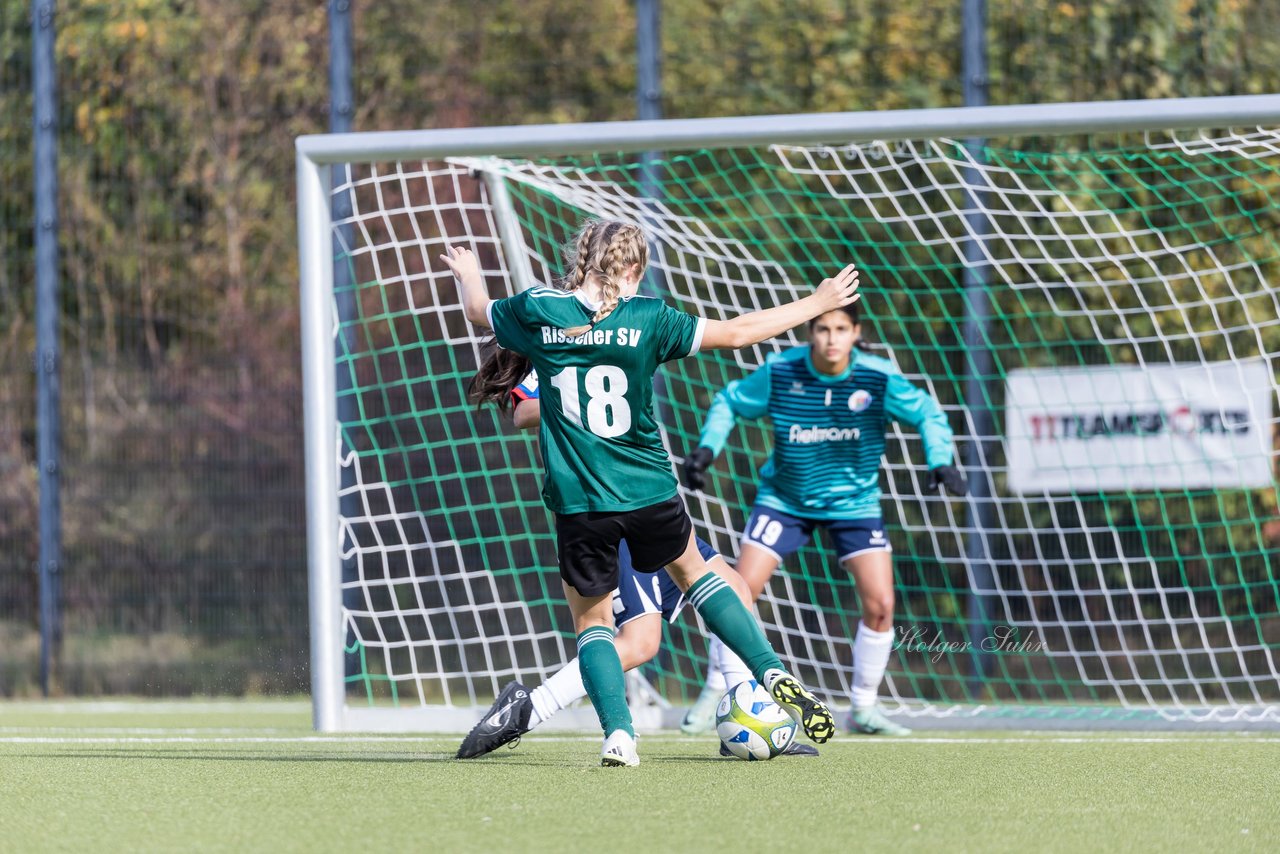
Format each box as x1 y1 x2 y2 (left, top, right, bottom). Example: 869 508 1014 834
297 95 1280 733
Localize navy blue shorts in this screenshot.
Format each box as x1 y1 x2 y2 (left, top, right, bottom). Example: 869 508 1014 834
740 505 890 563
613 537 719 627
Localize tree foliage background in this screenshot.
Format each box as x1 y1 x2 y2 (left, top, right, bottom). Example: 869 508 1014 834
0 0 1277 694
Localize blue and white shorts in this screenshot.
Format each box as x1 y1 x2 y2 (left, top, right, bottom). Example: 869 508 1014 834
613 537 719 627
741 505 890 564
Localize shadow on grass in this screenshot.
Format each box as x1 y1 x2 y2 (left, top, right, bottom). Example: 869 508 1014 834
457 753 731 765
7 749 736 766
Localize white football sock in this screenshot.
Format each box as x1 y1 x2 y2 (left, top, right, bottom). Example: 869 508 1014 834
702 639 727 694
851 621 895 709
528 658 587 728
709 634 752 691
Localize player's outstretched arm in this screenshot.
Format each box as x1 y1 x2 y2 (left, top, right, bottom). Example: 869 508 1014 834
439 245 493 328
699 264 859 350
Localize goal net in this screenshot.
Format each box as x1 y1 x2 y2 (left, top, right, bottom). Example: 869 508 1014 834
297 98 1280 731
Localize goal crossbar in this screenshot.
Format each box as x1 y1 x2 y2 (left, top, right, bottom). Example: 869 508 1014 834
297 94 1280 163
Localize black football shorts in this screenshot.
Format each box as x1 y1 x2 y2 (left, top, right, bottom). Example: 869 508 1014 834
554 495 693 597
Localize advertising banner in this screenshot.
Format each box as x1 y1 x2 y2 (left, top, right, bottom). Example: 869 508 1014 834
1005 361 1274 493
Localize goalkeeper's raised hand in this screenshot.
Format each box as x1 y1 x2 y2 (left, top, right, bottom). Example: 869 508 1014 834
928 465 968 496
684 446 715 491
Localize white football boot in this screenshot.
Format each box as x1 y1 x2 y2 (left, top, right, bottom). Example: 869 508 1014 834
600 729 640 767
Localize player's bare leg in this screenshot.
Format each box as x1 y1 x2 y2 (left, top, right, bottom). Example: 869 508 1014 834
735 543 784 602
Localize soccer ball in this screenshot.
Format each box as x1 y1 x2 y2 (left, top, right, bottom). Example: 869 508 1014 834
715 679 798 760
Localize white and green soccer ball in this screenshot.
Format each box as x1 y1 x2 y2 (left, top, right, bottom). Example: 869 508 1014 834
715 679 798 760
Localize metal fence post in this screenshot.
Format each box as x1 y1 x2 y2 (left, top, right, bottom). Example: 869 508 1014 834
961 0 998 696
329 0 360 705
32 0 61 698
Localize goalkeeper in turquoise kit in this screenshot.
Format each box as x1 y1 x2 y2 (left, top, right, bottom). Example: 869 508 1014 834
681 303 966 736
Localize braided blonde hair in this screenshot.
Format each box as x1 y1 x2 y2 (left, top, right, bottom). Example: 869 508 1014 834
558 219 649 337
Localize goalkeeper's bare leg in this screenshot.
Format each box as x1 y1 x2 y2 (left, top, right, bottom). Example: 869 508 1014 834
843 549 910 735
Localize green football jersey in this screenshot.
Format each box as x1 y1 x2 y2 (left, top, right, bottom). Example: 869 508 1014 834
487 287 705 514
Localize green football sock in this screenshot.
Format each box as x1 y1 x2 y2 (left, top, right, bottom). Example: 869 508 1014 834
687 573 784 681
576 626 634 738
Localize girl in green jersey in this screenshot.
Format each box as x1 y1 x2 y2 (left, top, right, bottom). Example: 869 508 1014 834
443 219 857 766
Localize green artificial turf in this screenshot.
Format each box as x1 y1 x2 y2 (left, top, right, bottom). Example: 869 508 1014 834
0 701 1276 853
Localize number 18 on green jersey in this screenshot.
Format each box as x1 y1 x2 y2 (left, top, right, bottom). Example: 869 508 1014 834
487 288 705 515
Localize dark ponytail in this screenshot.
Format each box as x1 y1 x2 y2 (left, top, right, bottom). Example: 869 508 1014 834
469 340 532 411
810 303 874 352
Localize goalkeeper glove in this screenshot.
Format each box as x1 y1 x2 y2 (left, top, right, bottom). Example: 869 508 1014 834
928 465 968 496
684 446 715 491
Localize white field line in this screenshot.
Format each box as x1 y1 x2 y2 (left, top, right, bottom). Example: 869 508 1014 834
0 727 300 735
0 736 436 744
1 735 1278 745
1 702 309 713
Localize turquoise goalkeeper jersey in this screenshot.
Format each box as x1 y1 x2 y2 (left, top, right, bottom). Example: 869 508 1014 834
697 346 954 520
488 287 705 514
